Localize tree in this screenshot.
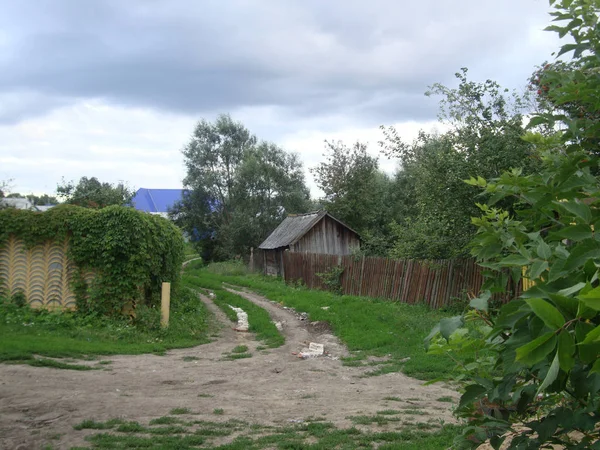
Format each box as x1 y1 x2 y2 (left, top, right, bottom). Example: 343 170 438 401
174 114 310 261
6 193 58 205
311 140 394 255
427 2 600 447
381 70 537 259
57 177 134 208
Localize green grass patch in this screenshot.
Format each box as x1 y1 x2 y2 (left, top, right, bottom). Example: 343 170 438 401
182 356 200 362
224 352 252 360
0 287 214 365
76 414 462 450
231 345 248 353
182 273 284 348
183 269 453 381
377 409 401 415
437 396 454 403
197 393 213 398
170 407 192 415
213 408 225 415
383 396 402 402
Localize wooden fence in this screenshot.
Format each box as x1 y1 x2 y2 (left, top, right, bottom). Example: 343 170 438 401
281 252 521 308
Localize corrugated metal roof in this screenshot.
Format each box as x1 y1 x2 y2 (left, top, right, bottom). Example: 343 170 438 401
131 188 187 213
258 211 326 250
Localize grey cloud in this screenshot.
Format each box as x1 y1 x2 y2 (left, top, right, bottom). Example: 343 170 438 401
0 0 553 124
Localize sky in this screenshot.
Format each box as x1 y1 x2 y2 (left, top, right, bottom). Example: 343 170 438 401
0 0 559 198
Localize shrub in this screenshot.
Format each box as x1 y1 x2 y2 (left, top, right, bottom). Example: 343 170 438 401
0 205 185 316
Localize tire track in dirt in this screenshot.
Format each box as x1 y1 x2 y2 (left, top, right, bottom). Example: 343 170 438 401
0 288 459 450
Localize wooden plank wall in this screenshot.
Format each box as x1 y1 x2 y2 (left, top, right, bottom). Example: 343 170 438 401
282 252 520 307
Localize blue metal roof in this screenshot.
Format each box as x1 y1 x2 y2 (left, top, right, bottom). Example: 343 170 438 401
131 188 186 213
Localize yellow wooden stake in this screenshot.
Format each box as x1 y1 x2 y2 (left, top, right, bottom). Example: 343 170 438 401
161 282 171 328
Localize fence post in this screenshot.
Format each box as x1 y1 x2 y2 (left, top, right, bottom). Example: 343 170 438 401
161 282 171 328
358 255 366 297
249 247 254 272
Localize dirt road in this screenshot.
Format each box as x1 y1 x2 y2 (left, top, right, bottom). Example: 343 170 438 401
0 288 458 449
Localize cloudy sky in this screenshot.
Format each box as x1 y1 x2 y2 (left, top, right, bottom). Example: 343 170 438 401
0 0 558 198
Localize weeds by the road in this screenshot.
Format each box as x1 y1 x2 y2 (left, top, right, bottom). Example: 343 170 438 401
0 286 214 365
182 273 284 348
185 267 453 381
73 414 462 449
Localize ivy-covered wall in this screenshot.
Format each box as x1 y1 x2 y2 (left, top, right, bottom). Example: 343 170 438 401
0 205 185 315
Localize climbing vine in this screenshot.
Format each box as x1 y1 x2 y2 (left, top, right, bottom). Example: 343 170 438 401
0 205 185 316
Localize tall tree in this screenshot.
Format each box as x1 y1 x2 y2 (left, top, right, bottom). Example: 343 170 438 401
57 177 134 208
311 140 393 255
382 70 538 259
174 114 310 261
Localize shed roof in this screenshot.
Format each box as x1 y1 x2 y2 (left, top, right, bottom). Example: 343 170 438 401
131 188 186 213
258 211 359 250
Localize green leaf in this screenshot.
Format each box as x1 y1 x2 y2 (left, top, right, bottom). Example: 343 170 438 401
563 244 600 272
527 116 548 128
582 324 600 345
578 286 600 311
530 260 549 280
439 316 464 341
551 225 593 241
536 241 552 260
525 298 565 329
470 291 490 312
548 293 578 317
423 323 440 351
458 384 488 411
499 254 530 266
557 331 575 371
558 282 586 297
591 359 600 375
516 332 557 365
537 352 560 395
554 200 593 223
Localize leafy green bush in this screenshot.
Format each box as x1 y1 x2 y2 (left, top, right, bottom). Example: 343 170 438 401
426 2 600 447
0 204 185 316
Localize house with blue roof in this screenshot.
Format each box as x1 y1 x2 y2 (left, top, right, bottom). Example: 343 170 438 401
131 188 187 217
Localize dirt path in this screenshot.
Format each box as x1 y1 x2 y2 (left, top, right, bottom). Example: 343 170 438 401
0 289 458 449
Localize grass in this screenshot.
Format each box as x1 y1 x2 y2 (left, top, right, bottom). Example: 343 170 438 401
182 272 285 348
75 414 463 450
383 396 403 402
0 286 214 365
231 345 248 353
184 268 454 381
437 396 454 403
213 408 225 415
224 352 252 360
170 407 192 415
182 356 200 362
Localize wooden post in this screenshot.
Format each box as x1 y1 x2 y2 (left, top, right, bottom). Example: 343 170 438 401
249 247 254 272
161 282 171 328
358 255 366 297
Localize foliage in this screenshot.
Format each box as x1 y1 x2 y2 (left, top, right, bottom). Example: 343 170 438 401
381 70 537 259
426 3 600 447
186 267 454 381
311 140 395 255
0 204 184 316
0 286 213 362
316 264 345 295
6 192 58 205
173 114 311 261
57 176 134 208
181 271 284 348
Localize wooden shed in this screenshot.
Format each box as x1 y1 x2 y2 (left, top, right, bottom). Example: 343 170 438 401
258 210 360 276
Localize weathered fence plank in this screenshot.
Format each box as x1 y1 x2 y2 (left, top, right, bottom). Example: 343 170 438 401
281 251 518 308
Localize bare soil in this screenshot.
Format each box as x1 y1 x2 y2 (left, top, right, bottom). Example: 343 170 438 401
0 289 458 449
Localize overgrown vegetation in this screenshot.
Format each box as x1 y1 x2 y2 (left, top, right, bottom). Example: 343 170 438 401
72 414 463 449
187 266 452 380
426 1 600 447
0 204 185 316
182 271 284 348
0 286 213 364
